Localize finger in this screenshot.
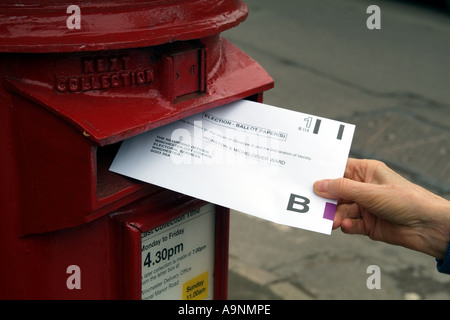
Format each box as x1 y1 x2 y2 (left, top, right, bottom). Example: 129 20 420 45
333 203 361 229
336 202 361 219
340 218 364 235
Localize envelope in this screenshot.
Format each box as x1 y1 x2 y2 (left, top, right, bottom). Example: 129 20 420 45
110 100 355 235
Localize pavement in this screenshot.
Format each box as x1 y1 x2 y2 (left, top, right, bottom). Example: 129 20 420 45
223 0 450 300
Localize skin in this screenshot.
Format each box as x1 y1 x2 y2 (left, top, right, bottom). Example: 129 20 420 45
313 158 450 259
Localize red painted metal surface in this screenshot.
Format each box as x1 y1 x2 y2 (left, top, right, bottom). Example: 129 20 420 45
0 0 248 53
0 0 273 299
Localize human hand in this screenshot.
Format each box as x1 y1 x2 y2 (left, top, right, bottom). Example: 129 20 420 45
313 158 450 259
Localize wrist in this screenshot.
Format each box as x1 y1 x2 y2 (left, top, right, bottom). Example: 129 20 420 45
436 242 450 274
403 193 450 260
425 198 450 260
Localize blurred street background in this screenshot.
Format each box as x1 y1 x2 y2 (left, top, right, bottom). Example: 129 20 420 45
223 0 450 299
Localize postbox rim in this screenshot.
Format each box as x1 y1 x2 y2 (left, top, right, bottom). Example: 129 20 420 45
0 0 248 53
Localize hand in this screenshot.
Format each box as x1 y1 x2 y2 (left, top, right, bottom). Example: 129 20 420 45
313 158 450 259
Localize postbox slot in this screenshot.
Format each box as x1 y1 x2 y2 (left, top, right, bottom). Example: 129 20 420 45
97 142 134 199
96 142 157 206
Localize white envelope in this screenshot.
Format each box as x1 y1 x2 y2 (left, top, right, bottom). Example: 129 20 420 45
110 100 355 235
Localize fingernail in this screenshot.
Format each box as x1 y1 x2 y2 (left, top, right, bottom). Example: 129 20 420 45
314 180 330 193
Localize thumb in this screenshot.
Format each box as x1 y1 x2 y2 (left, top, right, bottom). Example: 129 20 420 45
313 178 378 205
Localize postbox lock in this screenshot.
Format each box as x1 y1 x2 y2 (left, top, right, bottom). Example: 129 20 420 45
175 64 198 80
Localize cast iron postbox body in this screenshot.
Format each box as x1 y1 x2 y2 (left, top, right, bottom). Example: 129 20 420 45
0 0 273 299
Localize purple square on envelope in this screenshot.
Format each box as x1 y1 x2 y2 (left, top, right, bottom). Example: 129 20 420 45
323 202 336 221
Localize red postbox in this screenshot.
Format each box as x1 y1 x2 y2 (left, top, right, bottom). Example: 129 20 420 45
0 0 273 299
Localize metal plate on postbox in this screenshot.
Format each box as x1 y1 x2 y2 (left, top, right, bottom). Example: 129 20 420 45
141 203 216 300
172 47 205 98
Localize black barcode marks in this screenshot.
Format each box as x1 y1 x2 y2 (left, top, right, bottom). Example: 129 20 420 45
311 119 345 140
313 119 321 134
336 124 345 140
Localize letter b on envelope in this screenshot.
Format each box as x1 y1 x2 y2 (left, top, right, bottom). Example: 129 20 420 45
286 193 310 213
